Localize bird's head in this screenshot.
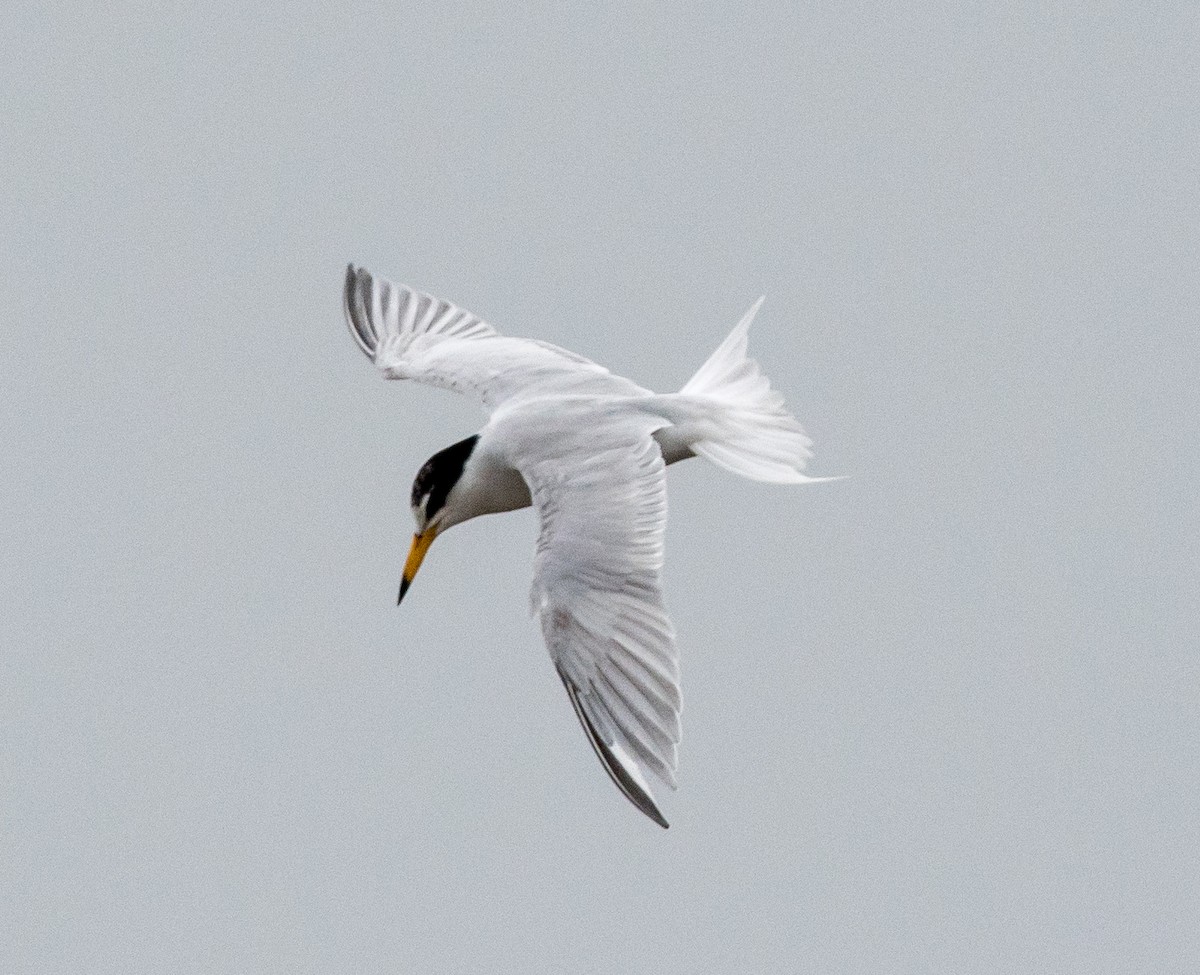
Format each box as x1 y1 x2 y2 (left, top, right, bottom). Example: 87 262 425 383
399 434 480 605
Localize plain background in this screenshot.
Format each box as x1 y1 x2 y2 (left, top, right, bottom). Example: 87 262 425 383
4 2 1197 972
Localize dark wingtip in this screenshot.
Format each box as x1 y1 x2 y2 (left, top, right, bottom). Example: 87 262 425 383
343 262 377 359
558 669 671 830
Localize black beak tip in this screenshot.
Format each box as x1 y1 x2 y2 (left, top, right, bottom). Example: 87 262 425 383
397 577 410 606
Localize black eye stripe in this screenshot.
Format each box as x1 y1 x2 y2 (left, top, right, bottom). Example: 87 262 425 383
412 435 479 518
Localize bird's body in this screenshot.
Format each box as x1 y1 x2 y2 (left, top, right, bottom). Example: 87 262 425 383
343 265 833 828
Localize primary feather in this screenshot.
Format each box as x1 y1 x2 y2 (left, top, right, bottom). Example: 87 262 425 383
344 265 647 407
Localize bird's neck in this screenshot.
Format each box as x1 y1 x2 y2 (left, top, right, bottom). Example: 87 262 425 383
442 447 533 530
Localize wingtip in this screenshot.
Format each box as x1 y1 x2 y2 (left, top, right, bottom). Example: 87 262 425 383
343 262 378 359
558 670 672 830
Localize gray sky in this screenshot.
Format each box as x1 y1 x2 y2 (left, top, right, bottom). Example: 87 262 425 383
4 2 1198 972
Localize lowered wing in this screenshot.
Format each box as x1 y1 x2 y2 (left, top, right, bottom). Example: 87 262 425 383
510 407 682 828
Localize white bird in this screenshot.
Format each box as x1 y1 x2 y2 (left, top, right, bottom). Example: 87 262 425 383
343 264 833 828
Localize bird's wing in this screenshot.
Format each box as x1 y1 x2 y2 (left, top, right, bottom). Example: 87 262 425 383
343 264 649 409
509 408 681 828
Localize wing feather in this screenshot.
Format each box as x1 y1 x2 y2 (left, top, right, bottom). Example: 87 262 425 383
507 410 682 828
558 669 670 829
343 264 648 408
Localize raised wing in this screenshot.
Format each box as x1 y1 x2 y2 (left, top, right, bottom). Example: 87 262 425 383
343 265 648 409
513 411 681 828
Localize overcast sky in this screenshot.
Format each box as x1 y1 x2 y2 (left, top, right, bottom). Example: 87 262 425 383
4 2 1198 972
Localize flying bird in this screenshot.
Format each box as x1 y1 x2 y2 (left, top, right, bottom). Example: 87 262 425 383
343 265 833 828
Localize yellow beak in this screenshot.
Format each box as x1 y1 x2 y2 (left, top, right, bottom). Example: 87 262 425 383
398 529 437 605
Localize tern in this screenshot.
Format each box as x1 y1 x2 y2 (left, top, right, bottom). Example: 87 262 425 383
343 265 833 828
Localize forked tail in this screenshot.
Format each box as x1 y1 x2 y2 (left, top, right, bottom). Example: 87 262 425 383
665 298 834 484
